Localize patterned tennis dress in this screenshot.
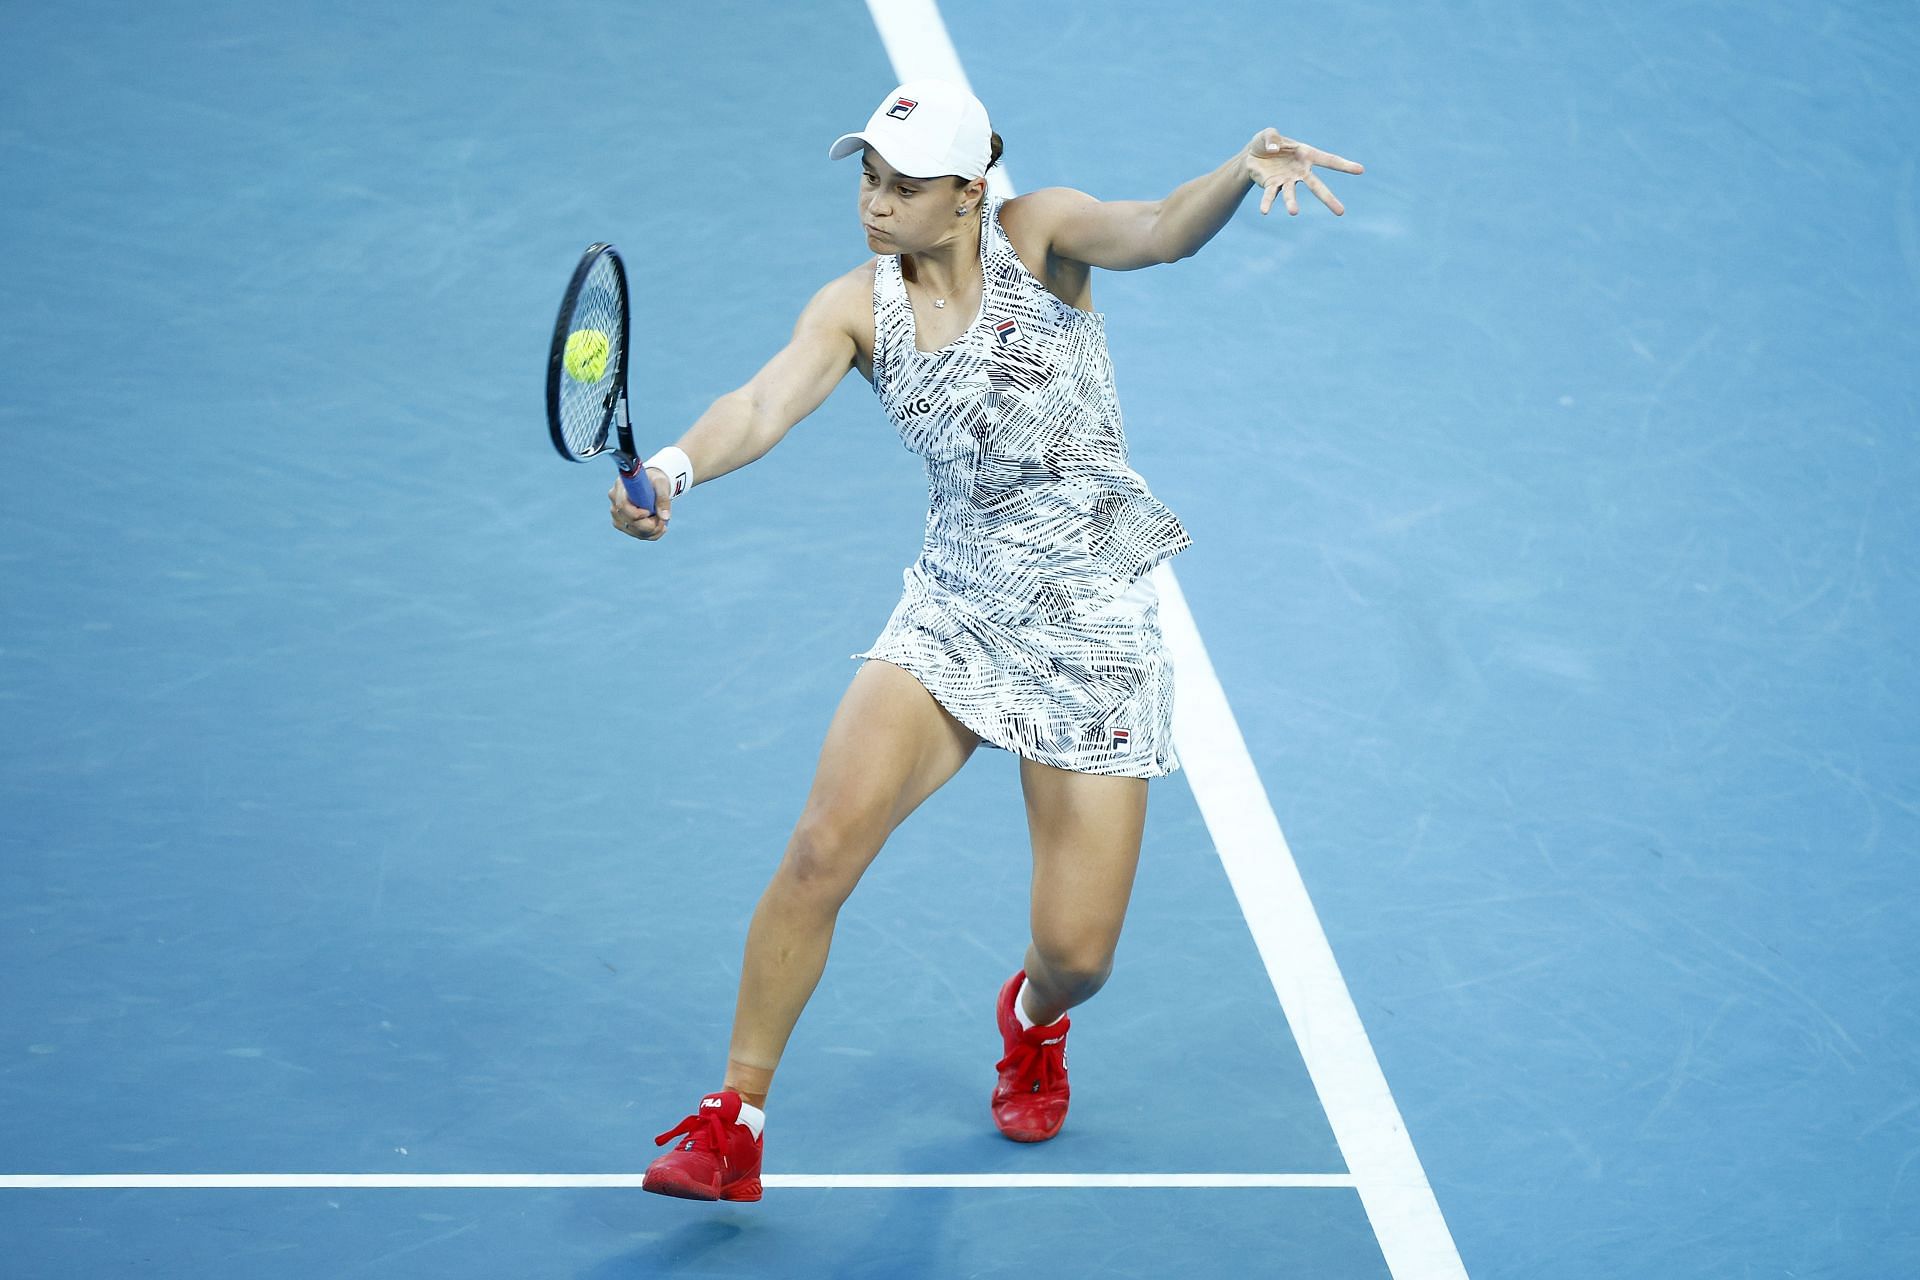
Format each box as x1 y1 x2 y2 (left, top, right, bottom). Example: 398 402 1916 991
850 196 1193 778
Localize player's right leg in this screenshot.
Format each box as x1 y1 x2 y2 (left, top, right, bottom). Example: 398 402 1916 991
643 659 979 1201
726 658 980 1098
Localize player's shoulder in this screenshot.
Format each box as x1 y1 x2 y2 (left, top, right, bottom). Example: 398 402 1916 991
802 260 879 332
999 189 1100 277
1005 186 1097 215
1000 187 1099 261
831 257 880 297
1001 187 1095 234
809 259 877 308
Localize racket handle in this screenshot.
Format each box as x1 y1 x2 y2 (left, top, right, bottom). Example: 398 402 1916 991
618 457 658 512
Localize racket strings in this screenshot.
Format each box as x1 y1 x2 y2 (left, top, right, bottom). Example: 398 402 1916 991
555 253 625 457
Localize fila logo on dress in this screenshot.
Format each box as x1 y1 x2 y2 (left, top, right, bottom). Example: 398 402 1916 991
887 97 917 120
992 317 1024 347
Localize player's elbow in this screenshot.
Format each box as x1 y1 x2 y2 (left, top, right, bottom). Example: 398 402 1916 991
1133 244 1188 270
1146 205 1192 265
735 388 787 458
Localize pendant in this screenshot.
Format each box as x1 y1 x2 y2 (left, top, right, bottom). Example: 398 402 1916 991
933 298 947 308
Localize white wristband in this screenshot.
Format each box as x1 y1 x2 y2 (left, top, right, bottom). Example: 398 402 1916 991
644 446 694 499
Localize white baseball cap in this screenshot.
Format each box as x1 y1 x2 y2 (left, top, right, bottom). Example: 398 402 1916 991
827 80 992 180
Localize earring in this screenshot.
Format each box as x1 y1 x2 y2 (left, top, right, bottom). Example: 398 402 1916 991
957 206 970 216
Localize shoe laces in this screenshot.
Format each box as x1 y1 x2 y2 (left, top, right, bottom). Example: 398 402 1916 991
997 1025 1067 1095
654 1108 729 1153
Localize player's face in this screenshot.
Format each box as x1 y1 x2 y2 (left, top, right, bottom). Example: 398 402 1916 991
857 149 963 252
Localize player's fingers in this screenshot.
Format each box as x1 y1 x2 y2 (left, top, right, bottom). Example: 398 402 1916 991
609 485 644 520
614 511 661 541
610 487 649 532
1310 147 1365 175
1283 181 1300 216
647 468 673 522
1304 172 1344 215
1260 180 1280 215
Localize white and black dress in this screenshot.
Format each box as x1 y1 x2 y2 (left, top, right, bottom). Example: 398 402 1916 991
852 196 1192 777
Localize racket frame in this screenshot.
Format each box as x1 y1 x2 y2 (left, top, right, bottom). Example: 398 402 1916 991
546 242 656 511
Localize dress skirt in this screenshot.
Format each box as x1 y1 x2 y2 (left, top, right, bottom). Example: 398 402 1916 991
851 564 1179 778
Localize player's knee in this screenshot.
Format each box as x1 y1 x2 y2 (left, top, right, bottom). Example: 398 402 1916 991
1032 939 1115 998
780 807 881 903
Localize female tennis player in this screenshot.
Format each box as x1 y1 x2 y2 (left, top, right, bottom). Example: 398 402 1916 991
614 80 1362 1202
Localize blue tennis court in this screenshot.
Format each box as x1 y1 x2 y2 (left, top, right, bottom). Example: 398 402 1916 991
3 1 1916 1276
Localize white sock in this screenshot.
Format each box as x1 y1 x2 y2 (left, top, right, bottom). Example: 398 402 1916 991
736 1101 765 1141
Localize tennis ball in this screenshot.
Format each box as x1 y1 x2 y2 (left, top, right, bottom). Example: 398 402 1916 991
564 328 610 383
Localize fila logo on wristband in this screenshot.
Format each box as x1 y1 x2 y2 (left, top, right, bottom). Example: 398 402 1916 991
645 446 694 500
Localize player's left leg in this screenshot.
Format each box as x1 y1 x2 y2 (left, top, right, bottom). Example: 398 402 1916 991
1018 759 1148 1019
990 759 1148 1141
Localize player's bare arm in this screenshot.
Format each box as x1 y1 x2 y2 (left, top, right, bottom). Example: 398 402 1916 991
610 266 872 541
1016 127 1364 273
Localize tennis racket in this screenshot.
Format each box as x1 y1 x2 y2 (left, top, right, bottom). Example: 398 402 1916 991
545 242 656 512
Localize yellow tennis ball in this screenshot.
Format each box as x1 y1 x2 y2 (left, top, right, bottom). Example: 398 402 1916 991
564 328 610 383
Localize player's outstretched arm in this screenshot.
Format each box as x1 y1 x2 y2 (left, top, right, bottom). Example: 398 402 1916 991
611 271 864 542
1031 128 1364 271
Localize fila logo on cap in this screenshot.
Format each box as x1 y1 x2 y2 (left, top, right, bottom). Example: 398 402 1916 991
886 97 917 120
992 317 1024 347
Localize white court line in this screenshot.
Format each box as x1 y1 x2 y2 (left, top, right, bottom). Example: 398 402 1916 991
0 1173 1354 1191
1153 569 1468 1278
861 4 1468 1277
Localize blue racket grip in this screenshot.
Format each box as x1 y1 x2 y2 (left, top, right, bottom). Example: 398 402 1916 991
618 458 658 513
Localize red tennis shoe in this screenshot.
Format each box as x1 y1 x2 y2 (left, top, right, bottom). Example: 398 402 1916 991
992 970 1071 1142
641 1089 764 1202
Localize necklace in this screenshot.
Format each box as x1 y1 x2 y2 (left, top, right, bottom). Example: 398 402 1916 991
915 270 966 309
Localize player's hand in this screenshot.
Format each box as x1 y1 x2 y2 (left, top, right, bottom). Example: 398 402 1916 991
610 470 672 541
1245 127 1364 217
